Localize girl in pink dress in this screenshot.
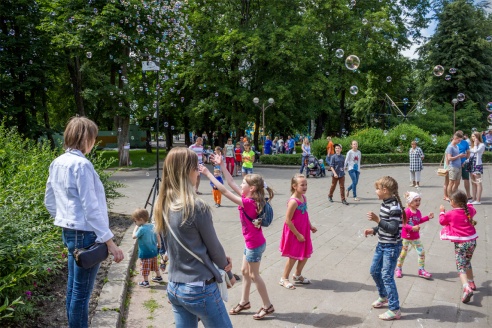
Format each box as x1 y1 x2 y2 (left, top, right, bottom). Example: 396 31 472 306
279 174 317 289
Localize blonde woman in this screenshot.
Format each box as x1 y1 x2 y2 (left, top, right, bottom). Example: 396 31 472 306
300 138 311 174
154 148 235 328
468 132 485 204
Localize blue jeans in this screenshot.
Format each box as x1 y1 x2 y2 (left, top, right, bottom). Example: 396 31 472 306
370 242 402 311
300 155 310 173
347 169 360 197
167 281 232 328
62 229 100 328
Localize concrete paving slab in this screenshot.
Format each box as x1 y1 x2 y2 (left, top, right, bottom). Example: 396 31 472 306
104 165 490 327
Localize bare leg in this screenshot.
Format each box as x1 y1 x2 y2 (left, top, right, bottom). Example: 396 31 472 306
443 174 449 199
471 176 477 201
248 261 272 308
294 259 309 277
466 268 474 282
464 179 471 198
476 182 482 202
282 258 297 280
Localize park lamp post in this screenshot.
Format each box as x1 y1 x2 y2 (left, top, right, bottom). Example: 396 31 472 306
253 97 274 145
452 98 458 134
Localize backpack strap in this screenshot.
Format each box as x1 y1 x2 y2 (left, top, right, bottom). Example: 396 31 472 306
241 207 257 223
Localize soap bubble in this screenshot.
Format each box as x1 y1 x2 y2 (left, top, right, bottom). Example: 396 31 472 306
362 18 368 25
215 92 219 97
141 157 144 161
146 172 150 177
118 102 123 107
386 76 392 82
335 49 344 58
350 0 356 7
131 136 134 140
8 29 15 36
86 52 92 59
488 114 492 124
349 86 358 95
445 75 451 81
486 102 492 112
383 130 388 136
449 68 457 74
400 134 407 141
117 127 122 132
345 55 360 70
457 93 465 101
433 65 444 76
487 36 492 42
421 108 427 115
164 122 169 127
471 127 477 132
325 71 329 76
403 98 409 105
136 25 143 33
415 137 420 143
171 126 175 130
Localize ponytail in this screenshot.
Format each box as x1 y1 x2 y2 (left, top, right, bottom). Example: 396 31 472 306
394 191 407 225
450 190 477 226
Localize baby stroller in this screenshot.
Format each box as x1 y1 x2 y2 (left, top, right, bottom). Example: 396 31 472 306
304 155 322 178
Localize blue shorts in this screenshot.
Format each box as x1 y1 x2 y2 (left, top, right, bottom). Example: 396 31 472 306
244 242 266 262
242 167 253 174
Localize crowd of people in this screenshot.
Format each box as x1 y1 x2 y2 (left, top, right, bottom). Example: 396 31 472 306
43 117 485 327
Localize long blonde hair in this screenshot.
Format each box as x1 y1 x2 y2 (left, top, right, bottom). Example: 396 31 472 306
244 174 274 215
154 148 208 234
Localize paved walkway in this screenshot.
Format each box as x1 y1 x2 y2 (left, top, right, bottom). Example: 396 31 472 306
110 165 491 328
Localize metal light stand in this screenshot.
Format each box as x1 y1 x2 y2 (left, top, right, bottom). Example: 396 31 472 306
142 59 161 220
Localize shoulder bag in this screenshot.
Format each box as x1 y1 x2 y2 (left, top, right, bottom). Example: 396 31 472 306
437 155 448 177
163 217 231 301
73 233 108 269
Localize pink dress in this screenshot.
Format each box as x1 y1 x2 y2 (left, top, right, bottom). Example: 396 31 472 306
279 195 313 260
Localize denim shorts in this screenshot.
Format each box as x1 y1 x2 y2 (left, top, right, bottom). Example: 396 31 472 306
242 167 253 174
244 242 266 262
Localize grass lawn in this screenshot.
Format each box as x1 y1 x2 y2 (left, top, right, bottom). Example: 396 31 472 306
98 149 166 168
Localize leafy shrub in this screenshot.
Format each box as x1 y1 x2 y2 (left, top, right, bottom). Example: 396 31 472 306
0 124 123 323
260 154 302 165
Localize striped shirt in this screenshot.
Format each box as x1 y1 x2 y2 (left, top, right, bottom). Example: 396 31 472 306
189 144 204 163
373 197 402 244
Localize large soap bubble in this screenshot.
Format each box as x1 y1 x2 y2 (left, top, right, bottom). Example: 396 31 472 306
486 102 492 112
457 93 465 102
433 65 444 76
386 76 392 82
335 49 344 58
488 114 492 124
449 68 457 74
345 55 360 70
86 52 92 59
349 86 358 95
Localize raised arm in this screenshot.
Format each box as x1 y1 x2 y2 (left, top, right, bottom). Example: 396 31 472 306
210 154 242 195
200 164 243 206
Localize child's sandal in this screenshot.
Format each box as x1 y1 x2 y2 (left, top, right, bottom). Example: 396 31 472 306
279 278 296 290
252 304 275 320
292 274 311 284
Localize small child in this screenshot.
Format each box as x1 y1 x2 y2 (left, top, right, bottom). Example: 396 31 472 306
328 144 349 205
279 174 317 290
363 176 405 320
213 146 223 170
234 142 242 176
204 146 214 164
318 159 326 177
210 168 224 208
395 192 434 279
241 143 256 176
439 190 478 303
132 208 162 287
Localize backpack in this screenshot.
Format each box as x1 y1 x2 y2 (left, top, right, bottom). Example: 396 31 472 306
242 201 274 227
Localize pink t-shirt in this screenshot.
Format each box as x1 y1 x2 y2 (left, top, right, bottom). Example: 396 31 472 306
402 208 429 240
238 196 266 249
439 204 478 243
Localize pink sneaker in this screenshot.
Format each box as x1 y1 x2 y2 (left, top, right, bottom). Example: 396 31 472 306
418 269 432 279
462 286 473 303
395 268 402 278
468 281 476 291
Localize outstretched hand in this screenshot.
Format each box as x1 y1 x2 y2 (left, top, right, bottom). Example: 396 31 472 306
364 228 374 237
210 154 223 166
198 163 210 176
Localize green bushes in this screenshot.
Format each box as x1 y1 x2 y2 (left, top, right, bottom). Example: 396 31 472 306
0 124 122 323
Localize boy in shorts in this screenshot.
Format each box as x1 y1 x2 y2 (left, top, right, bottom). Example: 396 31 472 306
132 208 162 287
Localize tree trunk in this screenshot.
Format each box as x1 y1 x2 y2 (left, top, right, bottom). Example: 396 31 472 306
314 110 327 139
184 116 191 146
67 55 85 116
115 116 130 166
339 88 346 134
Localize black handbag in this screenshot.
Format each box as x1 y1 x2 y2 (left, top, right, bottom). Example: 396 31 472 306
74 242 108 269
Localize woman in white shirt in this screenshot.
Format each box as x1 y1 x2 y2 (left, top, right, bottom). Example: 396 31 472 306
469 132 485 204
345 140 362 201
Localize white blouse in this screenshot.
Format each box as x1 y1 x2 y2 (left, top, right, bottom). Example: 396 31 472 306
470 143 485 166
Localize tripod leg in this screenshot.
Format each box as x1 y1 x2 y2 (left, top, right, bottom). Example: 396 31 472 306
145 178 158 209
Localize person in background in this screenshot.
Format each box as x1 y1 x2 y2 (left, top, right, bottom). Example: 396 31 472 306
278 136 285 154
223 138 235 176
287 135 296 154
328 144 349 205
408 140 424 188
132 208 163 287
210 168 224 208
264 136 273 155
446 132 466 198
44 117 124 328
272 137 279 155
468 132 485 205
299 138 311 174
326 137 334 167
242 143 256 176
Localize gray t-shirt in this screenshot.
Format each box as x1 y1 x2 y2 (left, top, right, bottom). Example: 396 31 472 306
445 144 460 168
162 200 232 283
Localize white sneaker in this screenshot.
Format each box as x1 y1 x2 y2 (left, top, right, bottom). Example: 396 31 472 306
471 201 481 205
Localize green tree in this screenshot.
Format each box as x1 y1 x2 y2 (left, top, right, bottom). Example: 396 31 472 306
420 0 492 112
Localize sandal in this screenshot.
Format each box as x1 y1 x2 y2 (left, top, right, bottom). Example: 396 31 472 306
196 191 203 195
371 297 388 308
378 309 401 320
253 304 275 320
229 302 251 315
279 278 296 290
292 274 311 284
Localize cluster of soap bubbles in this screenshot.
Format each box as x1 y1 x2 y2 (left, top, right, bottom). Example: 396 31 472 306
400 134 407 141
335 51 361 95
433 65 458 79
431 134 437 145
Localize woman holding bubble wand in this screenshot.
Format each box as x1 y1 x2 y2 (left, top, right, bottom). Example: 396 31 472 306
468 132 485 205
